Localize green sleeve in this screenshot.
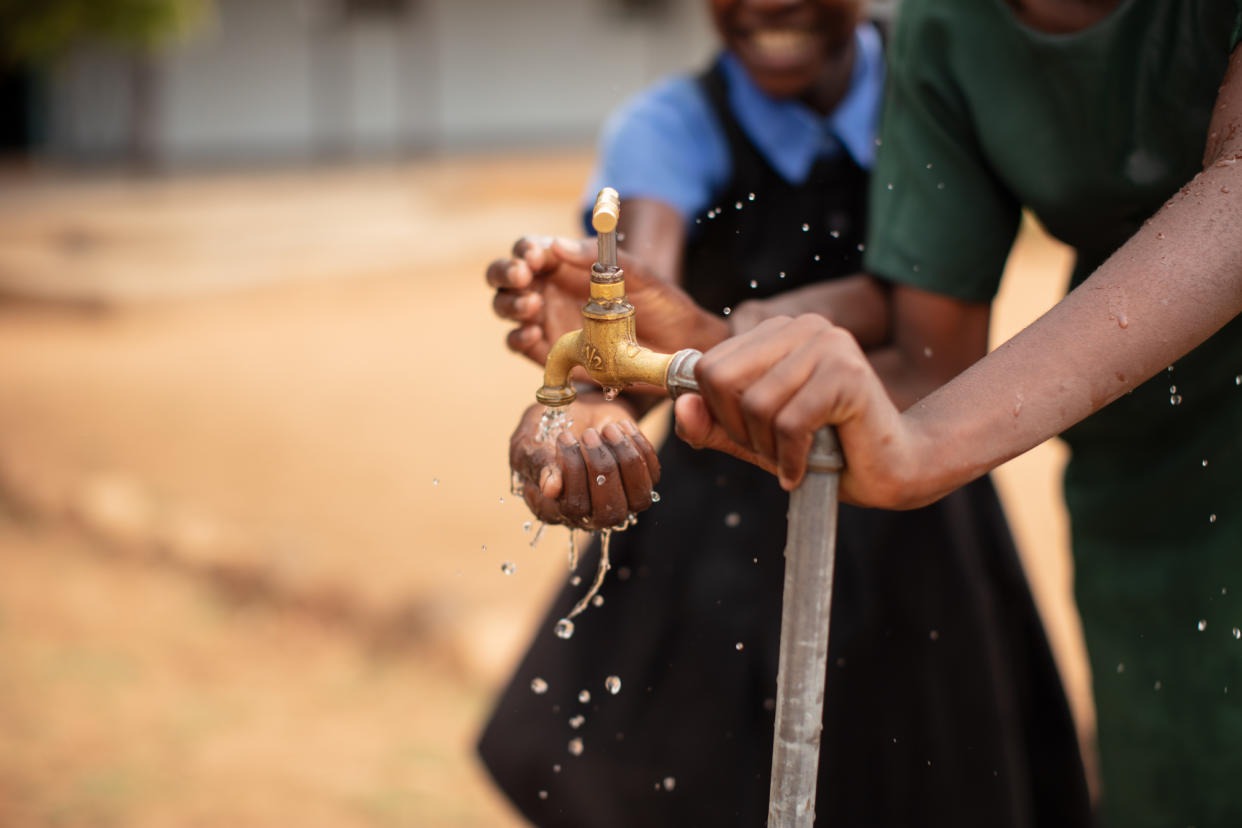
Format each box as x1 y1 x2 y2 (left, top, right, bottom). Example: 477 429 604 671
1233 0 1241 50
862 0 1021 303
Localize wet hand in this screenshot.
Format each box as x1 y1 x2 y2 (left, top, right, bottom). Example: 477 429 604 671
509 399 662 530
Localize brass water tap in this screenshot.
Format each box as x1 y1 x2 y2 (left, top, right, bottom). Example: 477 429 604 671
535 188 701 408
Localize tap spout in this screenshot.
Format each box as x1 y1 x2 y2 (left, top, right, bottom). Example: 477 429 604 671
534 188 700 409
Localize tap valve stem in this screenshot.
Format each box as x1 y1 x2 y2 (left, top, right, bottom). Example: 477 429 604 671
593 187 620 271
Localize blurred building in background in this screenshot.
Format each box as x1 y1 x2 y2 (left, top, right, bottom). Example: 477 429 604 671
7 0 722 166
3 0 900 167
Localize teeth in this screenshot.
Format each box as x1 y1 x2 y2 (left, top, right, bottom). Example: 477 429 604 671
750 29 815 60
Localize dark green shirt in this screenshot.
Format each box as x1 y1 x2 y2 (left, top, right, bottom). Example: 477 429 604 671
864 1 1242 825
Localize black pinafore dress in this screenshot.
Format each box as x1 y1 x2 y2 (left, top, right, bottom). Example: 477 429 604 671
478 60 1091 828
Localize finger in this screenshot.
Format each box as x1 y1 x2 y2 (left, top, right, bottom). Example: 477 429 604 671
486 257 533 290
549 236 597 267
673 395 777 476
556 430 592 524
523 476 568 525
579 428 628 528
493 289 543 322
738 339 821 468
514 235 557 273
619 419 660 486
771 352 868 491
506 325 551 364
601 422 653 512
693 317 797 449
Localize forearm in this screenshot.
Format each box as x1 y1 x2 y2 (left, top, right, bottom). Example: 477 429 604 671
900 159 1242 504
730 274 891 346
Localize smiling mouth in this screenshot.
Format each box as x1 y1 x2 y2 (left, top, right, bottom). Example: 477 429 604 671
748 29 818 64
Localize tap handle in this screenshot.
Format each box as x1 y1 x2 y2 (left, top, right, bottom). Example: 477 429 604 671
592 188 620 270
592 187 620 233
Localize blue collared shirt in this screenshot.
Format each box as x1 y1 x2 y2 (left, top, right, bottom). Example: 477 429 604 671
582 22 885 232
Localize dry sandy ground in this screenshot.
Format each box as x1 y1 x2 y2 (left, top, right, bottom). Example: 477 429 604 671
0 153 1088 826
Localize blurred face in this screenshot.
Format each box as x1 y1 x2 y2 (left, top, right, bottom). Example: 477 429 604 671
710 0 865 103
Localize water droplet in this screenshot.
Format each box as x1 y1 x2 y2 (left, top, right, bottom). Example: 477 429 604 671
926 162 933 169
778 271 787 279
856 243 866 252
1223 186 1231 194
570 575 582 586
605 675 622 694
1169 385 1177 393
749 280 758 289
735 642 744 651
937 182 945 190
724 512 741 528
617 566 632 580
552 764 562 773
556 618 575 639
1170 394 1183 405
801 223 810 232
722 306 732 316
603 386 620 401
568 737 584 756
530 522 547 548
1210 513 1218 523
531 677 548 694
813 254 821 261
886 183 894 190
432 478 439 486
1235 375 1241 386
596 474 606 485
1202 459 1209 468
747 192 755 201
650 490 661 503
523 521 532 532
763 697 775 711
923 346 934 358
511 470 523 495
1233 628 1241 639
591 594 604 607
735 201 743 210
1167 365 1175 373
1117 662 1125 673
498 496 505 504
481 545 487 552
501 561 516 575
538 790 548 800
1198 619 1208 631
578 689 591 703
830 230 840 239
569 714 585 729
929 630 940 641
1154 680 1162 690
662 777 676 792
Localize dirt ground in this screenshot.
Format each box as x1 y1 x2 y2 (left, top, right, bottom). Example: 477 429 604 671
0 152 1089 826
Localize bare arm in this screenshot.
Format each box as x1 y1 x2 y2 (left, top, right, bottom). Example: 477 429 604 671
678 45 1242 507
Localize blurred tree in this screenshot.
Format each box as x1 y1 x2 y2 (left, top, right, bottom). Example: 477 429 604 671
0 0 212 64
0 0 214 163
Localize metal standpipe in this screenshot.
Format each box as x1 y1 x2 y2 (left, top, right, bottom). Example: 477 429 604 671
768 426 843 827
665 355 844 827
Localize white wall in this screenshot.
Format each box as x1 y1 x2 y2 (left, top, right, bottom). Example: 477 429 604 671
43 0 717 165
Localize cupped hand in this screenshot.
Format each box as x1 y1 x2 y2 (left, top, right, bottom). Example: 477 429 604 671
510 396 662 531
673 314 925 508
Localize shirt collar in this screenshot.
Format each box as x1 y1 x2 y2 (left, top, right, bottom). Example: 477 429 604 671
720 21 885 182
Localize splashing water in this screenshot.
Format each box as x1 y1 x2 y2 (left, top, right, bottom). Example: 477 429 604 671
1198 619 1208 631
555 618 575 639
501 561 516 575
565 529 614 621
801 223 810 232
531 677 549 694
651 491 661 503
538 406 574 443
603 386 621 401
432 478 439 486
1233 628 1241 640
578 690 591 704
511 470 524 496
530 522 547 549
596 474 606 486
591 594 604 607
568 530 579 571
662 777 676 791
724 512 741 528
569 715 585 729
568 738 584 756
605 675 622 695
538 790 549 800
